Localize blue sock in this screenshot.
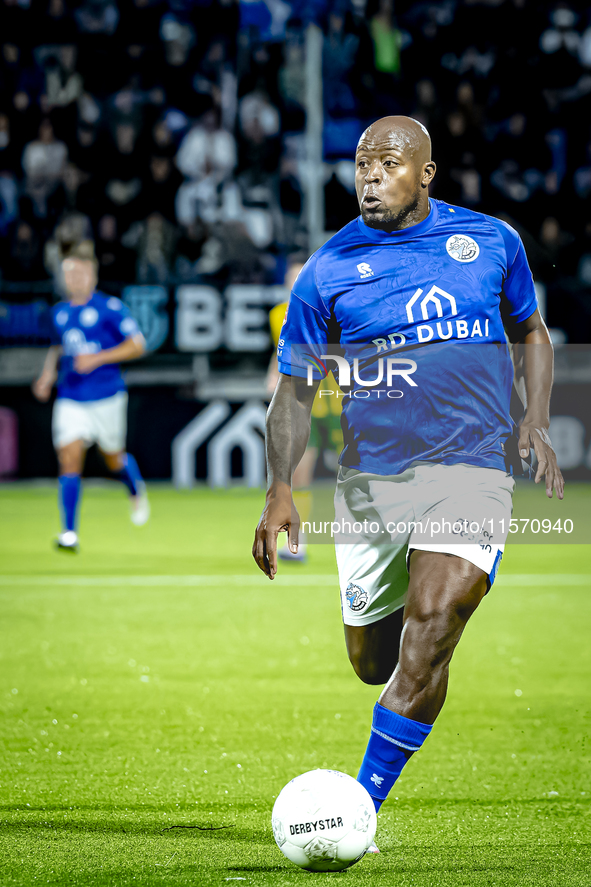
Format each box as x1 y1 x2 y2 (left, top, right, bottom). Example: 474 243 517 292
58 474 82 532
357 703 433 813
113 453 144 497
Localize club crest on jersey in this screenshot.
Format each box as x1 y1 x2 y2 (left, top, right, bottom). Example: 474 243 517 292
446 234 480 263
80 306 99 327
357 262 374 279
120 316 139 336
345 582 368 612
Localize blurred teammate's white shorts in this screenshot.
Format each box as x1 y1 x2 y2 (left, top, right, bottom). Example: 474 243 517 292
334 462 514 626
52 392 128 453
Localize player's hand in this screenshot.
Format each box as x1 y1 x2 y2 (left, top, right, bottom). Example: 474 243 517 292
74 353 103 374
518 422 564 499
252 485 300 580
32 373 53 402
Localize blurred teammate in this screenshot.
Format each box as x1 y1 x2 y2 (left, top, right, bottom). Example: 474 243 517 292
267 259 343 562
254 117 564 840
33 242 149 551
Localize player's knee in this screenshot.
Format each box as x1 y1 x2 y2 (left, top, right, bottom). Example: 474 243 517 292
411 579 485 631
402 603 466 675
104 453 123 472
58 454 81 475
348 651 394 685
410 599 453 627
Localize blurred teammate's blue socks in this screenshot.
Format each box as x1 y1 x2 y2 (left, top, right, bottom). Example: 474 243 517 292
357 703 432 813
58 474 81 532
114 453 143 497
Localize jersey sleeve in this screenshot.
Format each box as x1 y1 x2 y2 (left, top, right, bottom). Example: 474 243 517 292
277 295 331 380
269 301 288 348
104 296 142 342
498 221 538 323
49 307 63 345
277 257 331 380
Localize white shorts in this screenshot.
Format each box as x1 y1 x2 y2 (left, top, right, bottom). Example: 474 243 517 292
52 391 128 454
334 462 514 626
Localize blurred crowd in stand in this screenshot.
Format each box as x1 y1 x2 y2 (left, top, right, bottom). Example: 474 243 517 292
1 0 591 340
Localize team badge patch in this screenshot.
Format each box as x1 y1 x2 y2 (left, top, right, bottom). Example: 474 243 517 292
446 234 480 263
79 307 99 327
345 583 368 612
120 316 139 336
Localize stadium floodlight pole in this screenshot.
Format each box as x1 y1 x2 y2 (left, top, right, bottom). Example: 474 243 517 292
304 21 325 253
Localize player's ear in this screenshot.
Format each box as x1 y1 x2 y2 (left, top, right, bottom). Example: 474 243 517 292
421 161 436 187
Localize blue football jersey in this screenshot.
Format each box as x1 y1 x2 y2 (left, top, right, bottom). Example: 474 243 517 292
277 199 538 476
51 291 141 401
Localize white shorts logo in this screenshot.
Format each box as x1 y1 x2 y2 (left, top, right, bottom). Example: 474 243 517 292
80 307 99 327
345 582 368 612
446 234 480 263
357 262 374 278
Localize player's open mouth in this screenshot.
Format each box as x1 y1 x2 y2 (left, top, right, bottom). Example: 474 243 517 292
362 196 381 209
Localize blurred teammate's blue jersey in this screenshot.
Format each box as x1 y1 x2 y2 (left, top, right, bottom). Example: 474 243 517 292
51 291 140 402
277 199 538 476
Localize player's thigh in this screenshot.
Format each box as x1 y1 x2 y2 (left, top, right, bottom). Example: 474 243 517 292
92 392 128 455
405 549 488 629
336 538 409 683
335 464 416 679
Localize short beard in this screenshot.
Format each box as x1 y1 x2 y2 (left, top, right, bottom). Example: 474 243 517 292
361 189 423 232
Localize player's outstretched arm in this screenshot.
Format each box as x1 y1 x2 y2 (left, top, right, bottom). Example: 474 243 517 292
32 345 62 402
74 334 146 374
253 372 319 579
505 308 564 499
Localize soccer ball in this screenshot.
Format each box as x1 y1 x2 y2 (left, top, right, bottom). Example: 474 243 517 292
271 769 377 872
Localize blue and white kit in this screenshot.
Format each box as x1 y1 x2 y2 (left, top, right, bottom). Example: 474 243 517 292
51 292 141 452
277 199 538 623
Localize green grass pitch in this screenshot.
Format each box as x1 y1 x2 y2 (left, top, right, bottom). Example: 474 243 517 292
0 483 589 886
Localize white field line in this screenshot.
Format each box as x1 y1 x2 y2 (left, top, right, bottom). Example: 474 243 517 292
0 574 589 588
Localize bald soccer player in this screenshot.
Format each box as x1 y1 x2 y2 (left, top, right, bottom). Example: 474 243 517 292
253 117 563 831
